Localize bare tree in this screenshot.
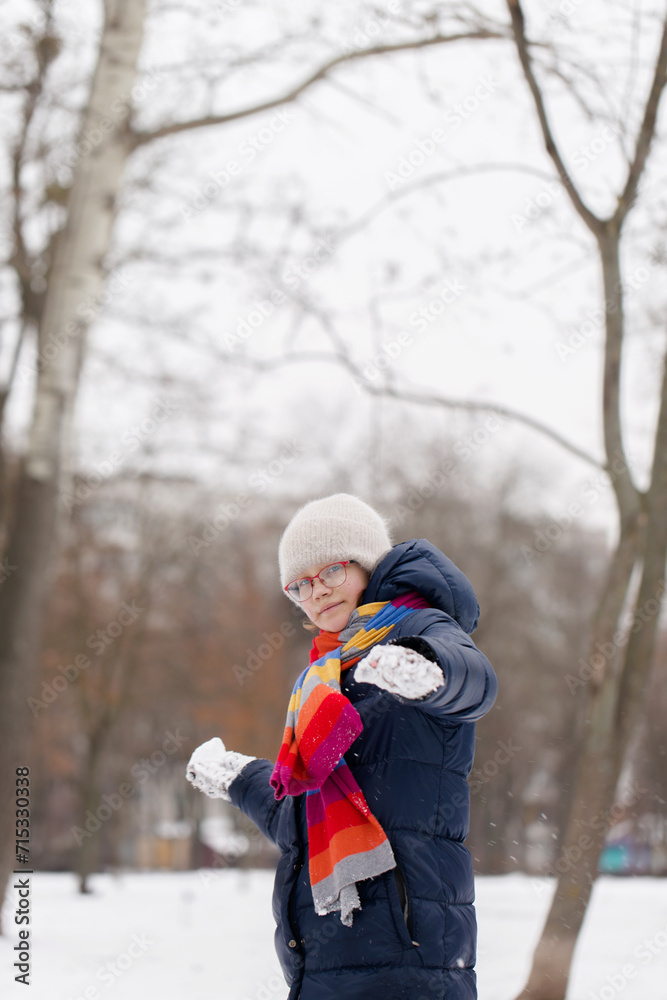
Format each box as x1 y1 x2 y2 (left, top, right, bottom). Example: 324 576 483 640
60 515 157 894
0 0 150 927
0 0 510 925
499 3 667 996
197 5 667 993
3 7 663 992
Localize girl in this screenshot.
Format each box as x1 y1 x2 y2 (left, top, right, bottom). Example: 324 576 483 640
187 492 497 1000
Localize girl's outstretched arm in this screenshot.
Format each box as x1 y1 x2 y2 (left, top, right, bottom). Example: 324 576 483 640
187 738 289 847
356 615 497 723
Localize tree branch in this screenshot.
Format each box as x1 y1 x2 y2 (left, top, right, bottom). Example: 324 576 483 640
224 347 606 471
8 5 56 325
505 0 602 235
506 0 647 520
0 322 30 427
130 29 507 148
336 161 563 244
614 14 667 228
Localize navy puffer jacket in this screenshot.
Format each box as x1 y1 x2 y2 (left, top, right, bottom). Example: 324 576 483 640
229 539 497 1000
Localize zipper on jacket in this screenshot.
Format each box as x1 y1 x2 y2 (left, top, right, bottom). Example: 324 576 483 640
288 798 304 953
287 852 303 945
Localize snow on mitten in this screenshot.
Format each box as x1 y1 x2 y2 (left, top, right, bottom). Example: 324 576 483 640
186 737 256 802
355 644 443 700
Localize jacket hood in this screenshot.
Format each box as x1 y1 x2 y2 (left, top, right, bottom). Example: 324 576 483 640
363 538 480 634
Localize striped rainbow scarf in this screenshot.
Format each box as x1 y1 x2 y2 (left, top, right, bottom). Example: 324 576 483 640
270 593 427 925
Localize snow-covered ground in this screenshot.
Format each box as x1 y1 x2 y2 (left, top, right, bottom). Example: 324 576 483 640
1 870 666 999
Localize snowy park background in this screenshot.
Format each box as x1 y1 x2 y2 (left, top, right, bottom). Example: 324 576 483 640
1 1 667 998
2 872 667 1000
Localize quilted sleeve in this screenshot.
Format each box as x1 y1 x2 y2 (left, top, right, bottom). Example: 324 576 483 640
227 758 291 849
387 613 497 722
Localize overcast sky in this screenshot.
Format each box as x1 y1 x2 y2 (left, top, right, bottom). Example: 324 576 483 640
3 0 666 540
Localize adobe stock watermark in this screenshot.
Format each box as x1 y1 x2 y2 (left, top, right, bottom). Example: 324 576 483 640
521 450 637 564
392 413 508 526
555 256 659 361
512 123 622 233
6 0 72 54
240 964 286 1000
19 269 135 383
55 68 165 182
223 234 337 350
233 621 296 685
181 109 298 221
469 738 522 795
511 179 563 234
521 498 585 564
588 921 667 1000
339 0 404 54
547 0 587 31
28 600 144 716
352 276 466 394
61 393 184 511
570 122 622 173
565 580 666 694
197 828 258 885
63 933 156 999
531 776 647 895
188 440 304 556
351 331 413 393
385 75 500 190
70 729 189 846
408 278 467 333
413 791 470 845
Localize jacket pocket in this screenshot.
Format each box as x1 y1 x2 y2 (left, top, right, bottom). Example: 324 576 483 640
388 865 418 948
393 866 409 926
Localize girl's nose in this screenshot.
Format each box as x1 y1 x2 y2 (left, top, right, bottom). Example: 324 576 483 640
312 578 332 599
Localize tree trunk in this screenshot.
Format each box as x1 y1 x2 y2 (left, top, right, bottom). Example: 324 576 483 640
515 349 667 995
515 643 631 998
514 237 665 998
75 737 107 895
0 0 147 931
613 347 667 771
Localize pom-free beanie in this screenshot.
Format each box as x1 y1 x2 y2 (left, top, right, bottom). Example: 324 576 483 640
279 493 393 595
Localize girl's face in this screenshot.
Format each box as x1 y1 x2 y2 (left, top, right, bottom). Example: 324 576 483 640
300 561 370 632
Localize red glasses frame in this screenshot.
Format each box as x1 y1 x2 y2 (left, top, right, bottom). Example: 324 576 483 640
284 561 351 601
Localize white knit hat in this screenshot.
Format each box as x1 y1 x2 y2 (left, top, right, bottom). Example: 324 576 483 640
279 493 393 597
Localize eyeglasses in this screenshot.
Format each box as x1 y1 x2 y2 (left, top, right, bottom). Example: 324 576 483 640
285 561 351 602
